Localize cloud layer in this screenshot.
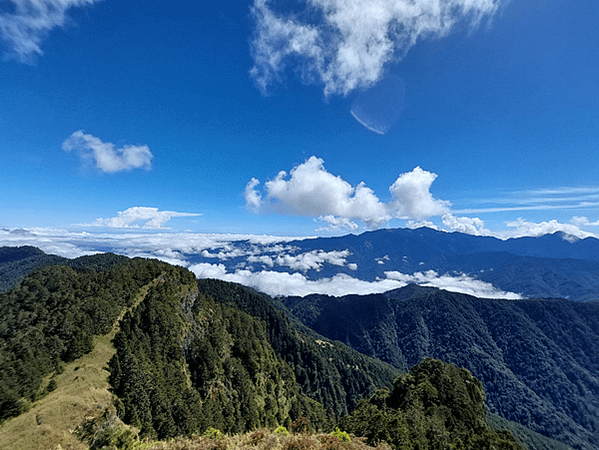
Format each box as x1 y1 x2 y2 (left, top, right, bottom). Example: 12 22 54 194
4 219 599 299
87 207 201 229
0 0 99 61
250 0 502 95
188 263 521 299
63 131 153 173
245 156 449 229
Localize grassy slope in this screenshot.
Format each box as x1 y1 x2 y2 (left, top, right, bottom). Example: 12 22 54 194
0 280 155 450
0 331 116 450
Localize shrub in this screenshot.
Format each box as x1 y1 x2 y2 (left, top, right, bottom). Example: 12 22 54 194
247 429 267 445
275 425 290 436
330 428 351 442
284 435 318 450
203 427 224 440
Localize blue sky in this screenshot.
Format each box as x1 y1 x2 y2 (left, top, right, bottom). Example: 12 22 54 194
1 0 599 239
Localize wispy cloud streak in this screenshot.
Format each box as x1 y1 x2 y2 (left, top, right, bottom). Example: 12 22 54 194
0 0 100 62
250 0 503 95
453 186 599 215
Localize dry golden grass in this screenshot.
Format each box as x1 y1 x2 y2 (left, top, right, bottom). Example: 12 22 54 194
0 281 155 450
0 331 117 450
0 278 386 450
143 429 390 450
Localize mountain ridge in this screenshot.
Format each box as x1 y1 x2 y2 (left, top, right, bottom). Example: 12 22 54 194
282 285 599 449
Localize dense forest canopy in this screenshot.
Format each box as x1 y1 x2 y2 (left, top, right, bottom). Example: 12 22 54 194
0 247 589 449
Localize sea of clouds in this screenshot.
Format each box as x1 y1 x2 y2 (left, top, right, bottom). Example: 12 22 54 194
0 226 521 299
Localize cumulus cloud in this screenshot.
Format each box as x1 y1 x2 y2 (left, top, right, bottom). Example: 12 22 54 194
317 215 359 232
63 131 153 173
88 207 201 229
0 0 99 62
504 218 598 241
389 167 450 219
571 216 599 227
245 156 449 229
441 213 491 236
250 0 502 96
244 177 262 212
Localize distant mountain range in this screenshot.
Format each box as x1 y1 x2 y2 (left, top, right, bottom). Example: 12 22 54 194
187 227 599 300
3 227 599 300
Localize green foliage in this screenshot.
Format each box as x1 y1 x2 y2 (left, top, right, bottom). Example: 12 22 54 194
196 279 400 417
0 256 172 423
339 359 525 450
203 427 224 439
487 413 574 450
284 285 599 449
75 408 136 450
330 428 351 442
109 274 328 440
0 246 67 293
275 426 290 436
136 429 385 450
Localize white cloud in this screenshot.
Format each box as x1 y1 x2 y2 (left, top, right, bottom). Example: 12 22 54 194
246 156 449 229
384 270 522 299
406 219 440 230
63 131 153 173
244 177 262 212
250 0 502 96
442 213 491 236
189 264 403 297
434 215 599 241
503 218 597 241
188 262 229 279
87 207 201 229
187 263 521 298
274 249 350 271
317 215 359 232
389 167 450 220
571 216 599 227
0 0 99 62
244 248 352 271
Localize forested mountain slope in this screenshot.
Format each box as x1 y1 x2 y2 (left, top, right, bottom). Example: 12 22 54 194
283 285 599 449
0 255 175 423
109 276 402 440
0 254 400 441
0 246 66 293
0 251 576 449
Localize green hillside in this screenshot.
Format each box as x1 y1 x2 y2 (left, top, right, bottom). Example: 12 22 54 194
340 358 524 449
283 285 599 449
0 252 555 449
0 246 67 293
